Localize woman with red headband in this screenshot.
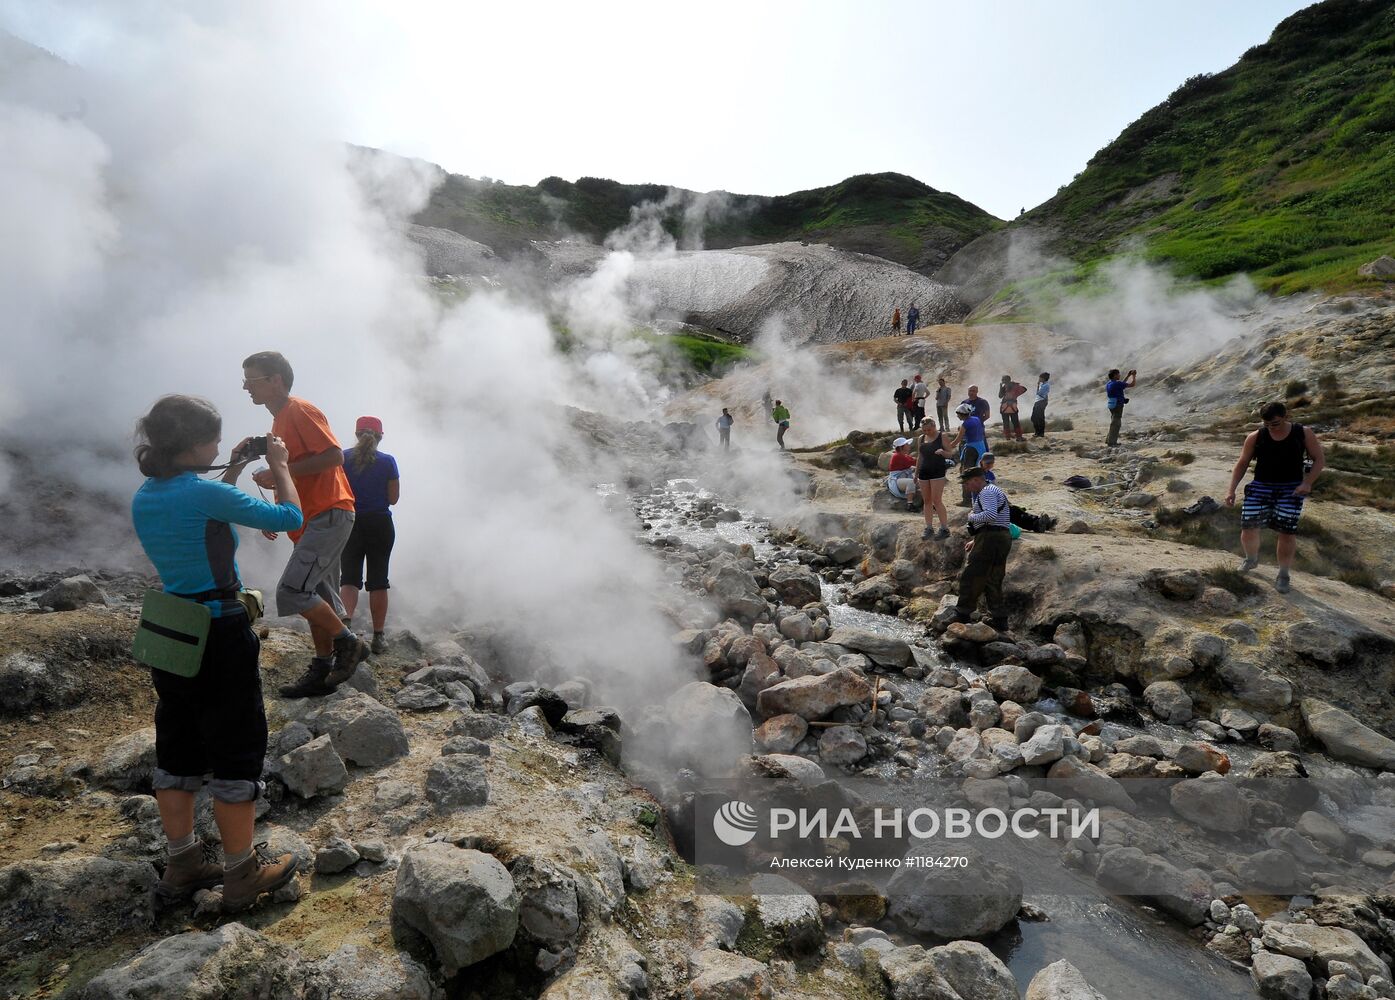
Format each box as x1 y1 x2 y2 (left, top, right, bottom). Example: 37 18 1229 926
338 416 400 653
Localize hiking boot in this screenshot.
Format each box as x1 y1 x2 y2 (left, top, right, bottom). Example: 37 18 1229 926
221 843 298 912
921 525 934 540
1275 572 1291 594
371 632 386 655
1237 557 1260 573
278 658 334 698
935 527 951 540
154 839 224 903
325 632 371 687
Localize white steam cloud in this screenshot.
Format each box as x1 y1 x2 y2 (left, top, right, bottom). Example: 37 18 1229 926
0 7 691 708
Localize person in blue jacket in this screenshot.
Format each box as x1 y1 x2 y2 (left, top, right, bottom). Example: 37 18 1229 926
1105 368 1137 447
131 394 305 912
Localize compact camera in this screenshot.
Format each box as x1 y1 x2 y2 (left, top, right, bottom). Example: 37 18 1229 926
245 436 269 458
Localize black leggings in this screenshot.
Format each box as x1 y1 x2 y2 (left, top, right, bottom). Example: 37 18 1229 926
340 512 395 591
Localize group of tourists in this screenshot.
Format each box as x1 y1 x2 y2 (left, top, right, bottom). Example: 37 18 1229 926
890 303 921 336
130 351 402 910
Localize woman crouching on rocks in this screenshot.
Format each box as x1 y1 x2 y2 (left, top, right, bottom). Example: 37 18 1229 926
131 395 305 911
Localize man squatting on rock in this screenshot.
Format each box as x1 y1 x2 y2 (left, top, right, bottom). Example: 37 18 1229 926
1225 400 1325 594
954 466 1012 630
240 351 370 697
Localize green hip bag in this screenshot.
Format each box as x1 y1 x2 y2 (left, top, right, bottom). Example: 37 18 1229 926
132 588 262 678
134 589 212 677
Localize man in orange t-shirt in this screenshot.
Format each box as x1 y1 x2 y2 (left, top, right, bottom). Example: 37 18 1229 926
239 351 368 697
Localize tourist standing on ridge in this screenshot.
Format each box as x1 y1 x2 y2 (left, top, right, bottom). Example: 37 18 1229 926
771 399 791 449
999 375 1026 441
961 384 991 452
339 416 400 655
762 387 773 420
887 437 917 505
1105 368 1137 447
911 374 930 430
907 303 920 337
894 380 913 432
950 402 988 505
954 466 1012 630
1225 401 1325 594
131 395 303 910
936 377 952 432
891 307 901 334
716 408 734 450
241 351 368 698
916 418 952 540
1031 372 1051 438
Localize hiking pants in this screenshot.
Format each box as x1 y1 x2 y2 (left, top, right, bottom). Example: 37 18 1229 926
898 407 909 432
1003 410 1022 437
1106 406 1123 447
718 427 730 449
937 404 949 432
956 527 1011 623
1031 399 1047 437
777 421 789 449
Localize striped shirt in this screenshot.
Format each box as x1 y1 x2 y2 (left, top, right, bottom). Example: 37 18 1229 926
969 483 1012 529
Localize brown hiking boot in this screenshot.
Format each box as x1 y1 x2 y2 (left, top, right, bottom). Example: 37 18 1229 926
221 842 298 911
154 839 224 903
278 658 334 698
324 632 370 686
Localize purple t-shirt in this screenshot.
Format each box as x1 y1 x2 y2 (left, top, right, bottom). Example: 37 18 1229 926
342 450 399 515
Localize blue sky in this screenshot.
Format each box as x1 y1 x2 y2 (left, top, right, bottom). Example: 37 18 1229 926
6 0 1313 219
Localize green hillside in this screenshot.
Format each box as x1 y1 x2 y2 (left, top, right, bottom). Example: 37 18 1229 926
1012 0 1395 294
415 171 1002 274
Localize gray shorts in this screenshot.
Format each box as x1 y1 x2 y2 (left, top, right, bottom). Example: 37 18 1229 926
276 508 354 617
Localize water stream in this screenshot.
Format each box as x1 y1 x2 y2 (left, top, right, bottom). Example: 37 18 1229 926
624 479 1271 997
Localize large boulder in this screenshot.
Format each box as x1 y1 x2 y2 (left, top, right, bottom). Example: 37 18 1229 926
756 668 872 721
1218 660 1292 711
0 856 156 968
754 714 807 753
706 565 767 620
1047 756 1136 811
1300 699 1395 771
275 734 348 799
1169 773 1249 833
1358 254 1395 277
1276 924 1391 982
37 574 106 610
0 651 86 714
1249 951 1310 1000
1025 960 1108 999
1095 848 1212 925
92 727 158 792
666 683 754 773
887 848 1022 938
926 941 1018 1000
750 875 823 955
1285 621 1352 665
687 949 772 1000
984 665 1041 704
826 627 912 669
1142 681 1192 724
878 946 961 1000
424 756 489 811
314 942 444 1000
311 692 409 767
391 844 519 976
767 565 822 607
81 923 325 1000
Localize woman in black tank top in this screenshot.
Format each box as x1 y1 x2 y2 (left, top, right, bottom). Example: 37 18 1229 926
1253 422 1307 483
916 421 951 538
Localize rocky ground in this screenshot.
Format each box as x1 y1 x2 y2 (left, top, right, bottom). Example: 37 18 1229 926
5 300 1395 1000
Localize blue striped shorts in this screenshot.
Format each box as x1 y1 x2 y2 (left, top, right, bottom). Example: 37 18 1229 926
1241 481 1305 534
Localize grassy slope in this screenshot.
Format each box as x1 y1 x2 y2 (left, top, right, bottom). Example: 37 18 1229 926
415 171 1002 274
1018 0 1395 295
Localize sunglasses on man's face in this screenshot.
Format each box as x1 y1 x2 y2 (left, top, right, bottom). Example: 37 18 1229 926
242 375 274 386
